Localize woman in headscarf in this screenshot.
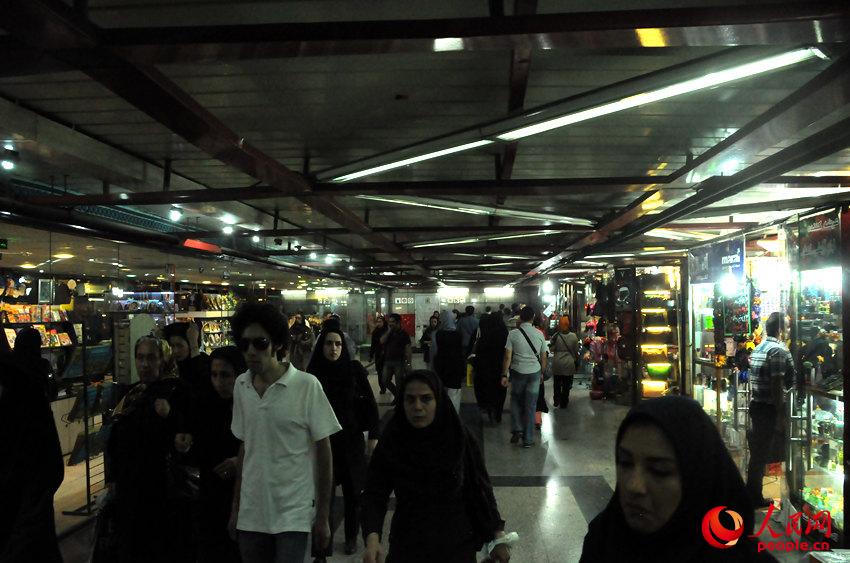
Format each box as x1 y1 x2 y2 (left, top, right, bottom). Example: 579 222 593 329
163 321 212 397
361 370 510 563
288 312 316 371
370 315 388 394
431 309 465 413
105 336 196 563
308 328 379 561
580 396 775 563
12 327 56 400
472 313 509 423
419 315 439 365
195 346 245 563
549 315 580 409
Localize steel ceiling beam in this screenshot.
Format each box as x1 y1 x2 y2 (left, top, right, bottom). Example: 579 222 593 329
169 224 591 239
97 3 850 65
0 0 427 276
521 47 850 279
576 113 850 265
685 191 850 218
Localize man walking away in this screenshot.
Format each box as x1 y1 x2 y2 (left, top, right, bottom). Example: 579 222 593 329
746 312 795 508
228 303 342 563
502 306 547 448
380 314 412 402
457 305 480 357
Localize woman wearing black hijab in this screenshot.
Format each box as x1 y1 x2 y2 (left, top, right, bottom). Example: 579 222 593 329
472 313 509 423
12 327 57 400
307 328 379 560
361 369 510 563
195 346 245 563
163 321 212 398
580 396 776 563
370 315 388 394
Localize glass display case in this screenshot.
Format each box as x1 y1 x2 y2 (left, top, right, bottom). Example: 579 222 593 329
786 208 845 543
638 267 681 398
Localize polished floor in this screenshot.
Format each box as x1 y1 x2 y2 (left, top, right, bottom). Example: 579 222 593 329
58 355 802 563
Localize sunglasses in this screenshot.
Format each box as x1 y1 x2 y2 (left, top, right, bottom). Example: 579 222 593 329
237 337 271 352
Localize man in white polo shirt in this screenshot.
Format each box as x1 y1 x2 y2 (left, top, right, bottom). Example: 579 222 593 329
228 303 341 563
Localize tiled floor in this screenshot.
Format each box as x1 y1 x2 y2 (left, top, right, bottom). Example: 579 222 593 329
59 356 811 562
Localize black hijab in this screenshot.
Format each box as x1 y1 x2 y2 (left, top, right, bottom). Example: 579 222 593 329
581 396 772 563
380 369 465 492
307 329 357 415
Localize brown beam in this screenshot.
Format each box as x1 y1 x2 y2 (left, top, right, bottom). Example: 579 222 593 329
0 0 426 275
98 3 850 65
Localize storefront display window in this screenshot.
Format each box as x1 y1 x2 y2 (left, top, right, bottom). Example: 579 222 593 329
786 208 845 541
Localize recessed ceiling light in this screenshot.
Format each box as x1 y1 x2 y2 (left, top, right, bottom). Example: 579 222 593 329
20 263 36 269
223 226 234 235
53 253 74 259
309 252 317 259
180 279 189 282
202 280 211 285
251 235 260 243
127 274 137 278
169 207 183 222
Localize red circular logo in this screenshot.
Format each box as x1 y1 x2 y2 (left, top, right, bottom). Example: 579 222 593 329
701 506 744 549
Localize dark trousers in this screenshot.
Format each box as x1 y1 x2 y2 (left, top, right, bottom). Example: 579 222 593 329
746 402 778 504
553 374 574 407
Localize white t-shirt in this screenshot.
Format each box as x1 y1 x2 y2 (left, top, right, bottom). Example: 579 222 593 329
231 362 342 534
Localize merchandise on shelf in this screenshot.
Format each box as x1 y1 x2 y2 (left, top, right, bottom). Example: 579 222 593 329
201 319 233 351
202 292 239 312
0 304 74 350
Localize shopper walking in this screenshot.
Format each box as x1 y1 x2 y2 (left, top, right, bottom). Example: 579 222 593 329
580 396 774 562
379 314 412 401
228 303 341 563
307 329 380 560
431 309 466 412
318 314 358 360
502 306 547 448
288 313 315 371
370 315 388 394
472 313 509 423
419 315 439 364
361 370 510 563
164 321 212 396
13 326 57 400
457 305 479 356
0 355 64 563
104 336 196 563
746 312 795 508
550 315 580 409
195 346 245 563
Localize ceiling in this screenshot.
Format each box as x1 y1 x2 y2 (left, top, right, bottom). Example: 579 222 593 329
0 1 849 289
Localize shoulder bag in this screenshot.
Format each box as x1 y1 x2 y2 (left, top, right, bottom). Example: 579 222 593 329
519 327 551 381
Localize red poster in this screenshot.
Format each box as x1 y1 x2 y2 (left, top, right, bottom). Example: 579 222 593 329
400 314 416 337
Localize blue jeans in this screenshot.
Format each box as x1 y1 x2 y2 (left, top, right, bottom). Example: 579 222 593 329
238 530 308 563
509 369 540 444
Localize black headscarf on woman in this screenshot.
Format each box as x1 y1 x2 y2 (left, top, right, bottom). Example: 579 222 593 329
581 395 771 563
380 369 465 492
307 329 357 413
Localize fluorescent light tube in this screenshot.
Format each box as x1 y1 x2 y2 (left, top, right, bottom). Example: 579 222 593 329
408 230 558 249
497 48 822 141
332 140 494 182
585 253 635 259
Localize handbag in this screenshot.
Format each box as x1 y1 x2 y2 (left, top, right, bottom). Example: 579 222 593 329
166 451 201 501
518 327 550 381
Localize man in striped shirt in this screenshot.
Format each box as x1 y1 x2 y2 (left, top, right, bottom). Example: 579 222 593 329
746 312 795 507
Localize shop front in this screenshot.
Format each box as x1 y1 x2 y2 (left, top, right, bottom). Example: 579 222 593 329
785 207 847 545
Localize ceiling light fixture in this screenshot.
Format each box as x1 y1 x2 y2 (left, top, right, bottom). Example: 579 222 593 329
330 140 494 182
179 279 189 282
585 253 635 259
252 235 260 243
358 195 594 226
309 252 317 259
496 48 823 141
53 253 74 259
222 225 234 235
408 230 559 249
169 207 183 222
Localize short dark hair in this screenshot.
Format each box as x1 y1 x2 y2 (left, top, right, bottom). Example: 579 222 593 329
520 306 535 322
765 312 785 338
231 302 289 347
465 305 475 315
388 313 401 323
485 306 492 313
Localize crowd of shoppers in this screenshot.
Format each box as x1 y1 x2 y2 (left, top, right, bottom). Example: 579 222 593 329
7 299 799 563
